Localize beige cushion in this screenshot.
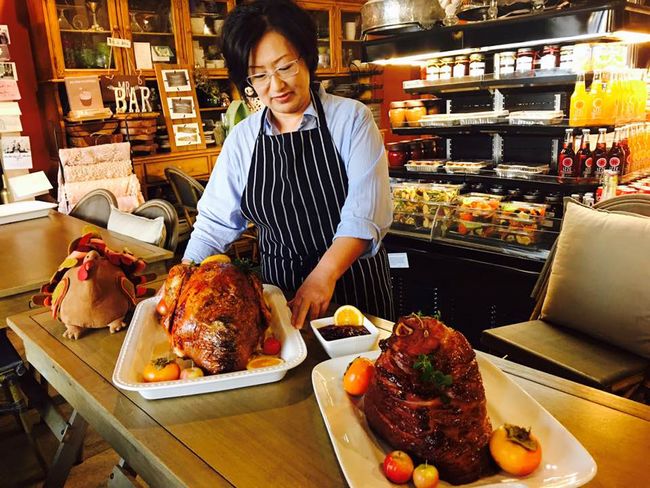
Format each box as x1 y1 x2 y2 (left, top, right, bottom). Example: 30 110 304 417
541 201 650 359
107 207 166 247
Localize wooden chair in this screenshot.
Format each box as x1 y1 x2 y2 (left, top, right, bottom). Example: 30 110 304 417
133 199 179 253
481 195 650 399
164 166 204 233
69 189 118 228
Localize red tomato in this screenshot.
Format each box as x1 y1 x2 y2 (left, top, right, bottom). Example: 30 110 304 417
180 367 204 379
262 336 282 355
489 424 542 476
143 358 180 382
156 298 168 316
413 463 439 488
382 450 414 484
343 357 375 396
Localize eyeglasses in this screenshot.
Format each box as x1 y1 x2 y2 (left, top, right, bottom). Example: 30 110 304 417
246 58 301 88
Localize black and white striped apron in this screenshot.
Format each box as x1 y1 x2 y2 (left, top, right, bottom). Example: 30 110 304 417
240 90 395 320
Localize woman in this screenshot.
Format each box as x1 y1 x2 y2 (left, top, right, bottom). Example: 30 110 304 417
184 0 394 328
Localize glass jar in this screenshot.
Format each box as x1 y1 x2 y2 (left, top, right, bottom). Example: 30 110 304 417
516 48 535 73
439 57 454 80
559 45 574 70
386 142 409 168
408 140 424 160
523 190 542 203
389 101 408 128
544 193 563 218
425 59 441 81
507 188 523 200
540 45 559 70
453 55 469 78
573 43 592 72
489 184 506 196
498 51 517 76
404 100 427 127
469 53 486 77
418 138 437 159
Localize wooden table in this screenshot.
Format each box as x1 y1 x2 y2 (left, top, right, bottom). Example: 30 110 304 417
6 305 650 488
0 211 173 327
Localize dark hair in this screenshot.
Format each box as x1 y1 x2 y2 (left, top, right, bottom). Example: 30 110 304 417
220 0 318 98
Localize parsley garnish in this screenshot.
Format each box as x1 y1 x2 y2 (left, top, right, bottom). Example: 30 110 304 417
413 354 453 389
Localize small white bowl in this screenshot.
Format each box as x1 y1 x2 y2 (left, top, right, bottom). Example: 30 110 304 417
310 316 379 358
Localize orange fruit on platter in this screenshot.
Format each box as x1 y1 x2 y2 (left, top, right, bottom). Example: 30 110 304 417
246 356 284 370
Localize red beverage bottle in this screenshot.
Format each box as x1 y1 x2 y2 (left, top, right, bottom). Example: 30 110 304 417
558 129 577 177
607 128 625 176
620 126 631 175
592 128 608 178
577 129 593 178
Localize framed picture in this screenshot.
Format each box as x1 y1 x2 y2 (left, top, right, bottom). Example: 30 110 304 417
173 123 201 146
167 96 196 119
0 25 10 46
0 45 10 61
64 75 104 112
0 62 17 81
1 135 32 170
161 69 191 92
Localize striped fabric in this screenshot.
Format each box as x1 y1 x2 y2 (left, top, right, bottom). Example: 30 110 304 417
241 90 394 320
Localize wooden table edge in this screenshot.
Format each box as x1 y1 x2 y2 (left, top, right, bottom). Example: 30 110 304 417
7 309 233 488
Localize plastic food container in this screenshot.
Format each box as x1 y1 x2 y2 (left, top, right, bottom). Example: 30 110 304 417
391 182 461 203
419 114 458 127
494 201 548 244
445 161 488 174
495 164 551 179
457 110 509 125
404 159 446 172
508 111 564 126
456 193 503 223
310 316 379 359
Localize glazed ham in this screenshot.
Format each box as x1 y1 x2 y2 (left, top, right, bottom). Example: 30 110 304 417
158 262 271 374
364 314 493 485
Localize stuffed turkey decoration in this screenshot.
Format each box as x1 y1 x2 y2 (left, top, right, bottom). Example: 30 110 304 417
32 229 155 340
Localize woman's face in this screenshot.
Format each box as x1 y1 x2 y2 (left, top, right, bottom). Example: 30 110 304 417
248 30 311 116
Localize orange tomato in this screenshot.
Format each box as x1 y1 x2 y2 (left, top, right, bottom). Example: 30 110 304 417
143 357 181 382
343 357 375 396
489 424 542 476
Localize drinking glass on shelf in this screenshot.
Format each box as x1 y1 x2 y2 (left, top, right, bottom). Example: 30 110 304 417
58 7 73 30
141 14 158 32
130 12 143 33
85 1 104 31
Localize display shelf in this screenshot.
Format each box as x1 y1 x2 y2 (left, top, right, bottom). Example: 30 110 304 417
402 70 591 94
192 34 220 38
198 106 228 112
132 32 174 36
392 124 617 137
59 29 112 34
389 167 600 192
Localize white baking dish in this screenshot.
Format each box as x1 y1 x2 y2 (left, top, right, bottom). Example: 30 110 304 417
112 285 307 400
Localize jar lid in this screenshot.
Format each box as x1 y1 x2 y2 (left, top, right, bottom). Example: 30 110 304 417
454 55 469 62
517 48 536 55
386 142 408 150
543 45 560 51
426 59 441 65
440 57 455 62
500 51 517 56
404 100 425 107
389 101 408 109
560 45 574 51
408 140 423 148
507 188 522 196
469 53 485 61
544 194 562 203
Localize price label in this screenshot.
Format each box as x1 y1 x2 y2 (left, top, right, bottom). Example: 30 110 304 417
388 253 409 269
107 37 131 48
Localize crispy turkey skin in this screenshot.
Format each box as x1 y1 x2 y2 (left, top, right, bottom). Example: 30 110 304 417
159 262 270 374
364 314 494 485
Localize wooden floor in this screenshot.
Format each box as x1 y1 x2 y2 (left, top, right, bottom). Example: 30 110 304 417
1 329 123 488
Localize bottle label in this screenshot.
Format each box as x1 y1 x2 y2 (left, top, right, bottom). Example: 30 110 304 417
561 158 574 175
596 158 607 168
584 157 593 168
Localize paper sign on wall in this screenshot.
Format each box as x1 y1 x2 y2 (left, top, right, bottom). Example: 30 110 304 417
0 25 10 46
0 115 21 133
1 136 32 170
0 80 20 101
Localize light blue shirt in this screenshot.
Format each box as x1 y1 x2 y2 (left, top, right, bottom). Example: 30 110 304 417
183 86 392 263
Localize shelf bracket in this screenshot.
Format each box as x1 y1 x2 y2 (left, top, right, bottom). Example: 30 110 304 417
446 138 452 160
493 89 504 112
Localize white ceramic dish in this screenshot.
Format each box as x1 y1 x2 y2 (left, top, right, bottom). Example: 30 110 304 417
312 350 597 488
113 285 307 400
311 316 379 358
0 201 56 225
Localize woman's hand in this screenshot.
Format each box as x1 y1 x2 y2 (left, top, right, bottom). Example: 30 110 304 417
288 267 336 329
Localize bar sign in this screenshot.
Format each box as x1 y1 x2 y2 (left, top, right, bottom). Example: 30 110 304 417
107 37 131 48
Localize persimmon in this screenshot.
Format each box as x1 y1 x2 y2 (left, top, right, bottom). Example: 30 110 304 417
143 357 180 382
343 357 374 396
489 424 542 476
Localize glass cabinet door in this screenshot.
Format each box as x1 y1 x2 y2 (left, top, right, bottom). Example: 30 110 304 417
124 0 180 73
302 4 334 73
53 0 119 74
339 7 362 73
186 0 230 74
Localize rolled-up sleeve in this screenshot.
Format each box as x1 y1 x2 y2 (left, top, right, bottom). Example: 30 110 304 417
334 104 392 258
183 134 249 263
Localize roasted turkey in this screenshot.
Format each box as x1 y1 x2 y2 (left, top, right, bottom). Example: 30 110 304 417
364 314 494 485
158 262 271 374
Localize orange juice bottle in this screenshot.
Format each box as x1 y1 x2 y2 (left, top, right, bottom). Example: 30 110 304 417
601 72 617 126
569 73 590 126
632 70 648 122
588 72 605 126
